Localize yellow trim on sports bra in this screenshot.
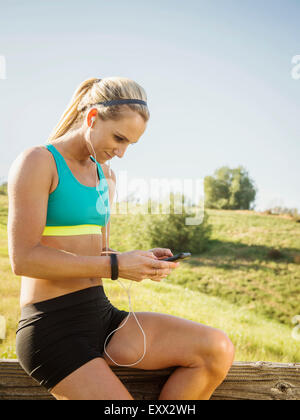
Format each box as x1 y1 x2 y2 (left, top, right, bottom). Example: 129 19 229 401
42 225 103 236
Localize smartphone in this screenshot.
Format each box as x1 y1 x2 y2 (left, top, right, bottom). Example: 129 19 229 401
162 252 191 262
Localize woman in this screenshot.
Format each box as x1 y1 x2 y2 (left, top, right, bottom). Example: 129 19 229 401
7 77 235 400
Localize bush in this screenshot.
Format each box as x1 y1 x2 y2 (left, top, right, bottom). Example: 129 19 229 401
267 248 284 260
265 206 299 217
264 206 300 222
110 195 212 255
145 194 212 255
145 211 212 255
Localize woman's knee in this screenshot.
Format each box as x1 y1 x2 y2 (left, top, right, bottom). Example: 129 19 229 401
205 330 235 378
194 329 235 379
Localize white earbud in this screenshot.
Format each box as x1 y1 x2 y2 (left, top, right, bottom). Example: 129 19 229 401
90 116 96 128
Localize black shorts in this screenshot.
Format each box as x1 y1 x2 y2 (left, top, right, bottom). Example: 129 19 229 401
16 286 129 392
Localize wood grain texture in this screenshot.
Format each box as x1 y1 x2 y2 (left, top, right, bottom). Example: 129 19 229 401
0 360 299 400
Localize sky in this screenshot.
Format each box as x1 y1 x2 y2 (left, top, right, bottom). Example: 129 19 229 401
0 0 299 211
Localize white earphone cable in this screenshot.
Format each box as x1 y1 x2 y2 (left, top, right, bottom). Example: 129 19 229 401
87 124 146 367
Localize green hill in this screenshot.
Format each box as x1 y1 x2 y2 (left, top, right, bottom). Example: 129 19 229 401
167 209 300 327
0 194 299 362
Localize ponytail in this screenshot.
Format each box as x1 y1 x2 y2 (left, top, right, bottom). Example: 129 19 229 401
47 78 98 142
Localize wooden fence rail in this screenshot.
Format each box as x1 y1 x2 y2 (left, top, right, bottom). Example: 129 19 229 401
0 360 299 400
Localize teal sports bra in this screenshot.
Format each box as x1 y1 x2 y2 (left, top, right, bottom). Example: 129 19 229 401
42 144 110 236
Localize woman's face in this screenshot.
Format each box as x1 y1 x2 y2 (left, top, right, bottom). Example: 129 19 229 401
86 108 147 163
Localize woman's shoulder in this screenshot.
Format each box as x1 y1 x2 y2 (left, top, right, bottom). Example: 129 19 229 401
9 145 54 172
8 145 55 191
14 144 54 162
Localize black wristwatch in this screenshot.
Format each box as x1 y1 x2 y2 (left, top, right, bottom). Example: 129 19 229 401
110 253 119 280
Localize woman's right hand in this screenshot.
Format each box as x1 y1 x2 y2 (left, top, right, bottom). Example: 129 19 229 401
117 250 180 282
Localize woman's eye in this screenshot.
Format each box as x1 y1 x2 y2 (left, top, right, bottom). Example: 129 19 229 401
114 135 124 142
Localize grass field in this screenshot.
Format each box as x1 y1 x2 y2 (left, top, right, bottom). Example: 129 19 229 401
168 209 300 327
0 193 299 363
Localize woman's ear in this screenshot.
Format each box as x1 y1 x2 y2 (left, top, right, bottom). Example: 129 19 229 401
87 108 98 128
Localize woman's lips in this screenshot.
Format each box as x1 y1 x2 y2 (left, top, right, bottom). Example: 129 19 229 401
105 152 112 159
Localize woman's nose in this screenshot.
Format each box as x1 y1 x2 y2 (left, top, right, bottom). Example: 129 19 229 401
113 145 128 158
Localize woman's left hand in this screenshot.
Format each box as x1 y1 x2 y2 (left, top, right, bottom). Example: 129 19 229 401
148 248 173 260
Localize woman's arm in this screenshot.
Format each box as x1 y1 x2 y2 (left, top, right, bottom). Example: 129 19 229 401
15 243 111 280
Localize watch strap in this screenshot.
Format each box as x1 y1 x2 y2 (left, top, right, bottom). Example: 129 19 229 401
110 253 119 280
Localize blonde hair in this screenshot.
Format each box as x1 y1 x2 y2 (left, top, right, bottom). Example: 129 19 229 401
47 77 150 143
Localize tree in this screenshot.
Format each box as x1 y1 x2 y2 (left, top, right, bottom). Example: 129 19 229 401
204 166 257 210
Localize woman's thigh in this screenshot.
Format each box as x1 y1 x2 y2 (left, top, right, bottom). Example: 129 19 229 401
103 312 229 370
51 357 133 400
